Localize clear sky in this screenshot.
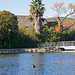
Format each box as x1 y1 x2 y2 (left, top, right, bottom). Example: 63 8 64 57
0 0 75 18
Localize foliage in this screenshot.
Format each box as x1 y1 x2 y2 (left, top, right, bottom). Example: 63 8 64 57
19 26 36 38
55 21 62 33
69 29 75 40
37 25 60 43
30 0 45 17
60 29 75 41
68 3 75 12
60 31 70 41
11 30 38 48
52 2 65 16
52 2 75 33
0 2 75 49
0 10 18 48
0 10 38 49
28 15 33 22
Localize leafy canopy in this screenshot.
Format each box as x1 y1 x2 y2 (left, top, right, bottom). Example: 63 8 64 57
0 10 18 35
30 0 45 17
38 25 59 42
0 10 18 48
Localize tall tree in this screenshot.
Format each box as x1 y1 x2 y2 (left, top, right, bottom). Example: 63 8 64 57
52 2 75 33
0 10 18 48
30 0 45 34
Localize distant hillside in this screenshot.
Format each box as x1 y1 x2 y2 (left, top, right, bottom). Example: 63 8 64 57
17 15 75 30
17 15 59 29
17 15 33 29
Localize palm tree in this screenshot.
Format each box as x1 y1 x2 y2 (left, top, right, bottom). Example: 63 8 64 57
30 0 45 34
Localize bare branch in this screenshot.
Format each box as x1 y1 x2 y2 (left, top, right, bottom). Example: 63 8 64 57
61 22 75 33
61 11 75 23
57 16 62 23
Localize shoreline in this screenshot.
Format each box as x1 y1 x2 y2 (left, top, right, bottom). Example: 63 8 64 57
0 48 75 54
0 47 58 53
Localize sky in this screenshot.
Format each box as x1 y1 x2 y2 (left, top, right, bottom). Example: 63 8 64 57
0 0 75 18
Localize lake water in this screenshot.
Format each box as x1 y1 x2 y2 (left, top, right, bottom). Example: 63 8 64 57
0 52 75 75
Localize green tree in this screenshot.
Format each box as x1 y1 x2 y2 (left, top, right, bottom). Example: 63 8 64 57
70 29 75 40
30 0 45 34
60 30 70 41
0 10 18 48
38 25 59 42
11 30 38 48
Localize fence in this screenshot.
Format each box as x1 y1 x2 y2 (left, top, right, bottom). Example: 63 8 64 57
37 41 75 48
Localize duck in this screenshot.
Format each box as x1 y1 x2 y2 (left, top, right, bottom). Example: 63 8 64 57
33 64 36 68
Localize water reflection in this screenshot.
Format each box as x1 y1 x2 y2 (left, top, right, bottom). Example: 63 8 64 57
0 53 75 75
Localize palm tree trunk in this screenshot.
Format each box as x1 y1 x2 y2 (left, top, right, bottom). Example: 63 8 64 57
34 16 42 34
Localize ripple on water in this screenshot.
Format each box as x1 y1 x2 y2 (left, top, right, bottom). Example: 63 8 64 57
0 53 75 75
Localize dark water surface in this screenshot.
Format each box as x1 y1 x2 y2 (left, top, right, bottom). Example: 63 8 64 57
0 52 75 75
